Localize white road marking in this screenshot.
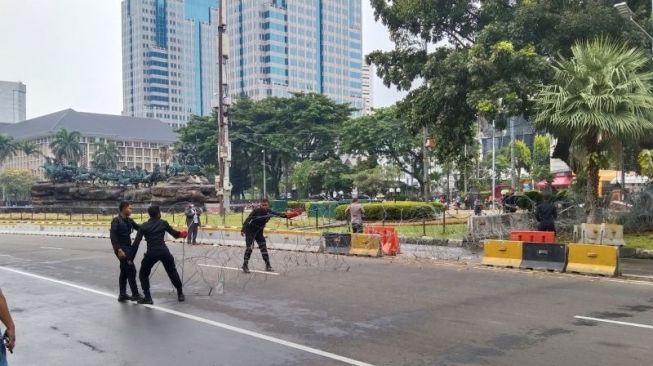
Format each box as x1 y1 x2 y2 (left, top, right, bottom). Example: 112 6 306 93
0 266 374 366
198 263 280 276
574 316 653 330
0 255 10 257
40 246 64 250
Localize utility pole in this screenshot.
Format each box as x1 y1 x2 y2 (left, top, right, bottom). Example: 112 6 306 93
422 125 429 201
510 117 516 191
216 0 231 223
262 149 267 198
491 120 496 211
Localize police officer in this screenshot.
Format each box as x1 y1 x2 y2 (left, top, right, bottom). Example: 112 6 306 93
535 193 558 233
110 201 143 302
241 199 290 273
132 206 187 305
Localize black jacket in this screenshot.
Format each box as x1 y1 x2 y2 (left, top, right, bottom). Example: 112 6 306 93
535 201 557 227
241 207 286 234
110 216 140 254
132 218 181 257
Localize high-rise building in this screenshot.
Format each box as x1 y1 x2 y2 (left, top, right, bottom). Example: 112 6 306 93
121 0 220 128
227 0 364 114
361 64 373 115
0 81 27 123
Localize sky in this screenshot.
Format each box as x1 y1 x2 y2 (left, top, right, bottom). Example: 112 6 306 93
0 0 407 119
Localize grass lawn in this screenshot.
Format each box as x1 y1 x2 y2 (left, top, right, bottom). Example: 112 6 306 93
624 233 653 250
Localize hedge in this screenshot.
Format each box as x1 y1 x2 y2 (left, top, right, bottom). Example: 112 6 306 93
335 201 443 221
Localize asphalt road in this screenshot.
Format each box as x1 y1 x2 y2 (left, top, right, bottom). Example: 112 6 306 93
0 234 652 365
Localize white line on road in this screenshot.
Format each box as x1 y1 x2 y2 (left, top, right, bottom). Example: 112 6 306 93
574 316 653 330
0 255 10 257
198 263 280 276
40 246 64 250
0 266 374 366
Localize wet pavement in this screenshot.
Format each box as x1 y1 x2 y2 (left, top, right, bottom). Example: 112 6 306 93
1 234 652 365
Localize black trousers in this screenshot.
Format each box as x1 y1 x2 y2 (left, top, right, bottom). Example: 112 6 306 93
118 257 139 296
244 230 270 265
538 223 556 234
187 223 199 244
139 251 183 297
351 223 364 233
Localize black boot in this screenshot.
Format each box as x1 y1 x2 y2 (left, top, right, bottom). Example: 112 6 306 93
137 297 154 305
117 294 130 303
242 263 250 273
265 264 274 272
177 290 185 302
130 293 145 302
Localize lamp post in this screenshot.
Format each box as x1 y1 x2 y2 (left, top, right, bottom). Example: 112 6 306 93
396 187 401 203
262 149 266 199
389 188 395 203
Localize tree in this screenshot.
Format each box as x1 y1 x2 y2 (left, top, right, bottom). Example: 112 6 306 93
17 141 41 158
341 106 428 189
291 158 352 198
512 140 531 184
638 149 653 178
92 142 122 171
532 134 552 183
0 134 17 165
0 169 36 203
50 128 82 165
535 39 653 223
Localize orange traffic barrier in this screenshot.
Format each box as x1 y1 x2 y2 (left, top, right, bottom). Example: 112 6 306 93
365 226 400 255
510 230 555 243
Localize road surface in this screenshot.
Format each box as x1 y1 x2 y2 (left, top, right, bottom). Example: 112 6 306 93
0 234 651 365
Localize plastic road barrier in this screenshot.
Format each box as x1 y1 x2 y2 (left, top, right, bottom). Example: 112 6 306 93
365 226 400 255
350 234 383 257
510 230 555 243
482 240 523 268
520 242 567 272
566 243 620 276
322 233 352 255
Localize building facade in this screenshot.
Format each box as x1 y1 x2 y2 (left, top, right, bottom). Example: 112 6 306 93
0 109 177 179
121 0 220 128
361 64 373 115
0 81 26 123
227 0 364 114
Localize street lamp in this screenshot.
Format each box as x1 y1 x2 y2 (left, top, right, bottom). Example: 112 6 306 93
614 2 653 52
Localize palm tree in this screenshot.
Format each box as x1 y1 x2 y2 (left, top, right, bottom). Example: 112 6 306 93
18 141 42 157
638 149 653 178
49 128 82 165
0 134 17 165
535 38 653 223
92 142 122 170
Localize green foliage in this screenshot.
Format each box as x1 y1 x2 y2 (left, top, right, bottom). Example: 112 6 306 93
638 149 653 177
335 201 441 221
291 158 352 198
340 106 426 187
0 169 37 201
0 134 17 164
532 134 552 182
92 142 122 171
17 141 40 157
535 38 653 222
50 128 82 165
344 166 392 197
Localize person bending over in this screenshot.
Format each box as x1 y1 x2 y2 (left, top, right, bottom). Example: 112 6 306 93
132 206 187 305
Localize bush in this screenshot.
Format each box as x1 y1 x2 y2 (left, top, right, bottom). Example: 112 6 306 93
288 201 306 212
335 201 441 221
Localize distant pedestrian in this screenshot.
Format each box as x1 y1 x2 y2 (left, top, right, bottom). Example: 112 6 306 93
535 193 557 233
132 206 188 305
240 199 298 273
474 198 483 216
0 288 15 366
184 203 201 245
110 201 143 303
345 198 365 233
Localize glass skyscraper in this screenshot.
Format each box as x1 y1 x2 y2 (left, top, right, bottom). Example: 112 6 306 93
227 0 364 113
121 0 220 127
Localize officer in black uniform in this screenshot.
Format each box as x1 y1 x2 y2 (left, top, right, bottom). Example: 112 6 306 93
241 199 289 273
132 206 187 305
535 193 558 233
110 201 143 302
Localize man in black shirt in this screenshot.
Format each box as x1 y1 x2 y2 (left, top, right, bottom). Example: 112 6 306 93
535 193 558 233
132 206 187 305
110 201 143 302
240 199 292 273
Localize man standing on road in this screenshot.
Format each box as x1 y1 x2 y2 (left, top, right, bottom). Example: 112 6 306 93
241 199 297 273
110 201 143 303
0 288 15 366
132 206 187 305
184 203 201 245
345 198 365 233
535 193 557 233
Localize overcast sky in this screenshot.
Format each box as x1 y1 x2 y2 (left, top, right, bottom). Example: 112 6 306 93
0 0 406 119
